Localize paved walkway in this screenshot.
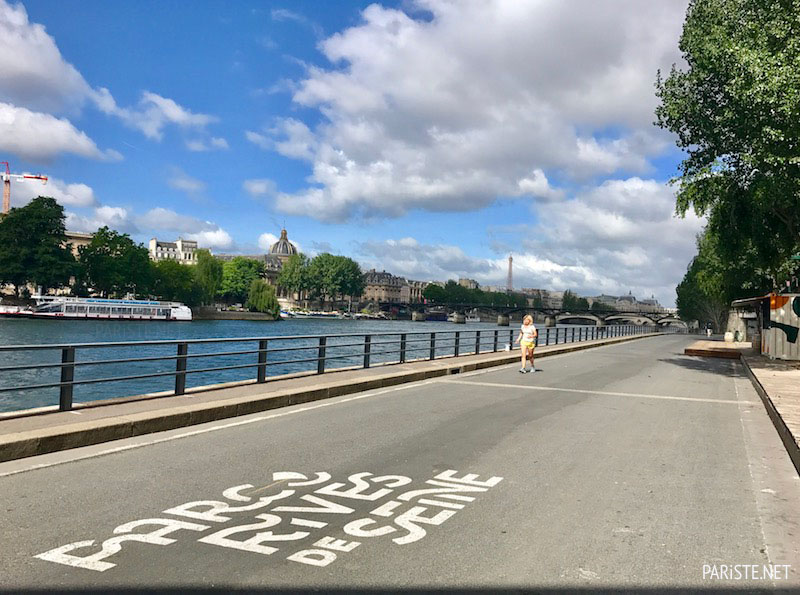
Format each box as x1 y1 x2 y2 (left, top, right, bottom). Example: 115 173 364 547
742 354 800 475
2 334 798 590
0 332 658 462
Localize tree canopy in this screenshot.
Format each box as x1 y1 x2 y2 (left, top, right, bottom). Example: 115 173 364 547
194 249 223 305
421 280 527 307
246 279 280 317
78 227 151 297
655 0 800 284
220 257 265 303
0 197 75 295
277 253 312 299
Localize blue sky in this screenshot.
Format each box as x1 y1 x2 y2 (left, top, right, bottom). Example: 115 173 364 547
1 0 701 305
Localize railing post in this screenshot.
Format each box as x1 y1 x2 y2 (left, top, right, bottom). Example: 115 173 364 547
509 329 513 348
545 328 550 346
571 327 575 343
430 332 436 360
257 339 268 383
454 331 460 357
175 342 188 395
493 330 498 352
317 337 327 374
475 331 481 355
59 346 75 411
364 335 371 368
400 333 407 363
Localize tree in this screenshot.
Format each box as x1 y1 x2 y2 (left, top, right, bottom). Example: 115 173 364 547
220 257 265 303
151 260 201 306
655 0 800 284
306 253 365 301
0 196 75 295
277 253 311 300
194 249 222 305
246 279 280 317
79 227 151 297
422 283 446 303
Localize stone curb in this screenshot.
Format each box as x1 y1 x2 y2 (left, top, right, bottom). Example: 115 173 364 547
0 333 660 463
740 355 800 477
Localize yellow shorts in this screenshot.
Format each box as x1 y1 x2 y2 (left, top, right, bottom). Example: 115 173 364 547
521 340 535 349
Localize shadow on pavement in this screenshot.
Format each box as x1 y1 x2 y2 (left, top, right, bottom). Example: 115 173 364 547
657 356 738 376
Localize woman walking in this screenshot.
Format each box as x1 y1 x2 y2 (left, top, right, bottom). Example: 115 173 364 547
515 314 538 373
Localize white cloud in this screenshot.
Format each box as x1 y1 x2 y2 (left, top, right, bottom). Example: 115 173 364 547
65 205 136 234
166 167 205 196
186 137 229 152
516 169 564 202
12 176 96 208
0 102 121 162
265 0 687 221
0 0 218 162
0 0 92 113
356 178 703 306
137 207 233 249
258 233 279 250
107 91 217 141
243 178 276 197
245 129 271 150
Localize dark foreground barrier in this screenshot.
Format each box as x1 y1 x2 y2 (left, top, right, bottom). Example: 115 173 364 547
0 325 684 413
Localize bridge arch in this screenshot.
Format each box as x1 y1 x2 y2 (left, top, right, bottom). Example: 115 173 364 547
556 313 602 326
603 314 654 326
656 316 687 327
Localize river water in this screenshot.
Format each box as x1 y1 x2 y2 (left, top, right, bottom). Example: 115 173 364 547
0 317 599 413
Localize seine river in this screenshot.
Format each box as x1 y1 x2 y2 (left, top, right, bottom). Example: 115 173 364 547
0 317 594 413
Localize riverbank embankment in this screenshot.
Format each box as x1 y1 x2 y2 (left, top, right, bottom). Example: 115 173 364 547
191 306 278 321
0 332 663 463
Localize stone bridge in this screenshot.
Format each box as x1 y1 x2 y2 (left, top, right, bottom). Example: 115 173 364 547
390 303 686 327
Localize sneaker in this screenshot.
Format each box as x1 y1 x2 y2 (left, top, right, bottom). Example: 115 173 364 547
519 368 527 374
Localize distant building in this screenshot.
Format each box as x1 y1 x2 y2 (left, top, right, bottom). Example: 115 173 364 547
149 237 198 265
362 270 409 304
215 229 299 297
407 280 429 303
458 278 480 290
65 230 93 257
269 228 298 265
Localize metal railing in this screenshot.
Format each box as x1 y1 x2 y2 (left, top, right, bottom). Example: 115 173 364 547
0 325 682 413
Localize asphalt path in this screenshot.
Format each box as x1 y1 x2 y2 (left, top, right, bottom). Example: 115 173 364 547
1 334 799 592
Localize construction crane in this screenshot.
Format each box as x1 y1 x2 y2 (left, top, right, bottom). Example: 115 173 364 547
1 161 48 215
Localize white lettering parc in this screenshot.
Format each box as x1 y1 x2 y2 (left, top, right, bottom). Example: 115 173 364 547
34 470 503 572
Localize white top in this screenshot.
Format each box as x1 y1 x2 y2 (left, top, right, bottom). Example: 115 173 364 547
520 323 537 342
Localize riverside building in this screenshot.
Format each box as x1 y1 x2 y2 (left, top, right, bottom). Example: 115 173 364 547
148 237 198 264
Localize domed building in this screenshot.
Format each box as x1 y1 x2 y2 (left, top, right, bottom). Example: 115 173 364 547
269 228 297 264
214 228 298 299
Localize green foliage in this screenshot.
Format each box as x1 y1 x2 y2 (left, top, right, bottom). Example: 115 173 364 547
277 253 311 298
0 196 75 295
676 228 773 330
220 257 265 303
151 260 201 306
246 279 280 316
562 290 590 310
306 253 364 300
655 0 800 282
590 301 613 312
79 227 151 297
194 249 223 305
421 280 526 307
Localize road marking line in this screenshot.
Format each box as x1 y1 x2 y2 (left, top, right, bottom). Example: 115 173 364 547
441 379 756 405
0 380 437 478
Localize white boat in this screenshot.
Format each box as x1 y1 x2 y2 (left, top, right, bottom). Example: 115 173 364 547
0 296 192 321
